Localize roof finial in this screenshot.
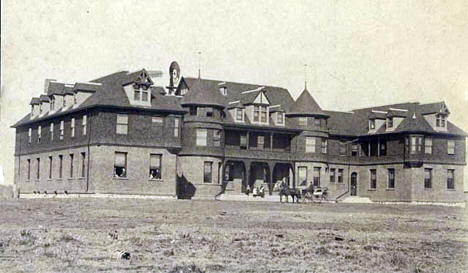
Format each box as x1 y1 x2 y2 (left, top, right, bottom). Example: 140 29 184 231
197 51 202 79
304 64 308 90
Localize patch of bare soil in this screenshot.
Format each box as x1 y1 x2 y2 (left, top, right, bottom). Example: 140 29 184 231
0 198 466 273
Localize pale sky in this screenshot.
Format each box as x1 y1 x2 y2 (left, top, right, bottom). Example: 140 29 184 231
1 0 467 187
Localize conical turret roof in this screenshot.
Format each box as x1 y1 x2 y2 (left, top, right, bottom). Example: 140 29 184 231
287 89 327 116
180 79 226 108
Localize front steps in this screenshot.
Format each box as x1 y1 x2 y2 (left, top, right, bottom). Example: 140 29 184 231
218 194 280 202
340 196 373 204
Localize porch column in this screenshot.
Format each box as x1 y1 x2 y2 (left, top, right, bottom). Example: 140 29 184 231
243 160 251 193
368 141 371 157
268 163 274 195
246 132 250 149
290 164 296 189
270 133 273 150
377 137 380 157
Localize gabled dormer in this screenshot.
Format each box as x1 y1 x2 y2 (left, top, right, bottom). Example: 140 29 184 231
368 111 386 133
39 95 50 116
227 101 245 123
122 69 154 107
421 102 450 132
385 108 407 132
30 97 40 119
241 88 270 125
73 82 100 108
270 105 285 126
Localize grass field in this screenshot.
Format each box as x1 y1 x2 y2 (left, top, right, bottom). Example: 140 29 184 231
0 198 466 273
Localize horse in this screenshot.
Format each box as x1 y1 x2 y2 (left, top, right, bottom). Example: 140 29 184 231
279 185 301 203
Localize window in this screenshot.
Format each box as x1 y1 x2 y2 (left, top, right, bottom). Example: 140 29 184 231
214 130 221 147
73 93 77 105
203 161 212 183
69 154 74 178
277 113 284 124
116 114 128 135
330 168 336 183
380 141 387 156
313 167 321 187
36 158 40 180
338 169 343 183
305 137 316 153
298 166 307 187
152 116 163 125
424 168 432 188
387 117 393 128
410 136 422 154
58 155 63 179
220 86 227 96
134 86 141 100
369 169 376 189
206 108 214 117
369 119 375 129
50 123 54 141
425 137 432 154
240 135 247 149
189 107 197 116
27 159 31 180
37 126 42 143
174 118 180 137
388 169 395 189
142 86 149 101
28 128 32 144
48 156 52 179
253 106 260 122
351 144 358 156
149 154 162 180
436 114 446 127
260 106 267 123
257 136 264 149
60 121 64 140
50 98 55 111
236 108 243 121
447 140 455 155
447 169 455 189
314 118 321 126
71 118 75 137
81 152 86 178
82 115 87 136
298 117 307 126
63 98 66 108
114 152 127 178
321 138 328 154
196 129 207 146
339 142 347 155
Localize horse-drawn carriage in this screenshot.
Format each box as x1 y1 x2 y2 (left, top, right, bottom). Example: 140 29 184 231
277 181 328 203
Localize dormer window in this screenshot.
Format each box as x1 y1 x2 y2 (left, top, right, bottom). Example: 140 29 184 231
50 98 55 111
436 114 446 127
369 119 376 129
142 85 149 101
39 104 43 114
277 113 284 124
235 108 244 122
387 117 393 128
220 86 227 96
314 117 321 127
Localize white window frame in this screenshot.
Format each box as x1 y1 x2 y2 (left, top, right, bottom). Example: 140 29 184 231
82 115 87 136
116 114 128 135
28 128 32 144
71 118 75 137
305 137 316 153
174 118 180 137
298 117 307 126
196 129 207 146
447 140 455 155
235 108 244 122
277 113 284 125
50 123 54 141
37 126 42 143
424 137 432 154
60 121 64 140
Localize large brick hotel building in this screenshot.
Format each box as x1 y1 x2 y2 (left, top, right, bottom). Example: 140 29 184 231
12 62 466 204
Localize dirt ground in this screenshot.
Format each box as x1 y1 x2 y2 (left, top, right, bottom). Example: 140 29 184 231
0 198 466 273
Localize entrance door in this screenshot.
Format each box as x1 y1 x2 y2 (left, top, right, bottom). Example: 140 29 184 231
350 172 358 196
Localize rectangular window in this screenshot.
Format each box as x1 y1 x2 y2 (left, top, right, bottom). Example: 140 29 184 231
114 152 127 178
330 168 336 183
436 114 446 127
339 142 347 155
313 167 321 187
277 113 284 124
60 121 64 140
213 130 221 147
369 169 376 189
189 107 197 116
387 117 393 128
36 158 40 180
196 129 207 146
297 166 308 187
236 108 243 121
174 118 180 137
424 168 432 188
257 135 264 149
27 159 31 180
149 154 162 180
71 118 75 137
240 135 247 149
48 156 52 179
369 119 375 129
82 115 87 136
321 138 328 154
305 137 316 153
116 114 128 135
425 137 432 154
298 117 307 126
260 106 267 123
351 144 358 156
380 141 387 156
206 108 214 117
37 126 42 143
142 89 149 101
58 155 63 179
447 140 455 155
253 106 260 122
410 136 422 154
81 152 86 178
28 128 32 144
152 116 163 125
50 123 54 141
314 117 321 126
388 168 395 189
447 169 455 189
69 154 74 178
338 169 344 183
203 161 212 183
134 88 141 101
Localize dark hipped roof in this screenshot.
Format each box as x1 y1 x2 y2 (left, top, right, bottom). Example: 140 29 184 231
287 89 327 117
30 97 40 105
180 78 226 107
39 95 50 102
47 82 66 96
